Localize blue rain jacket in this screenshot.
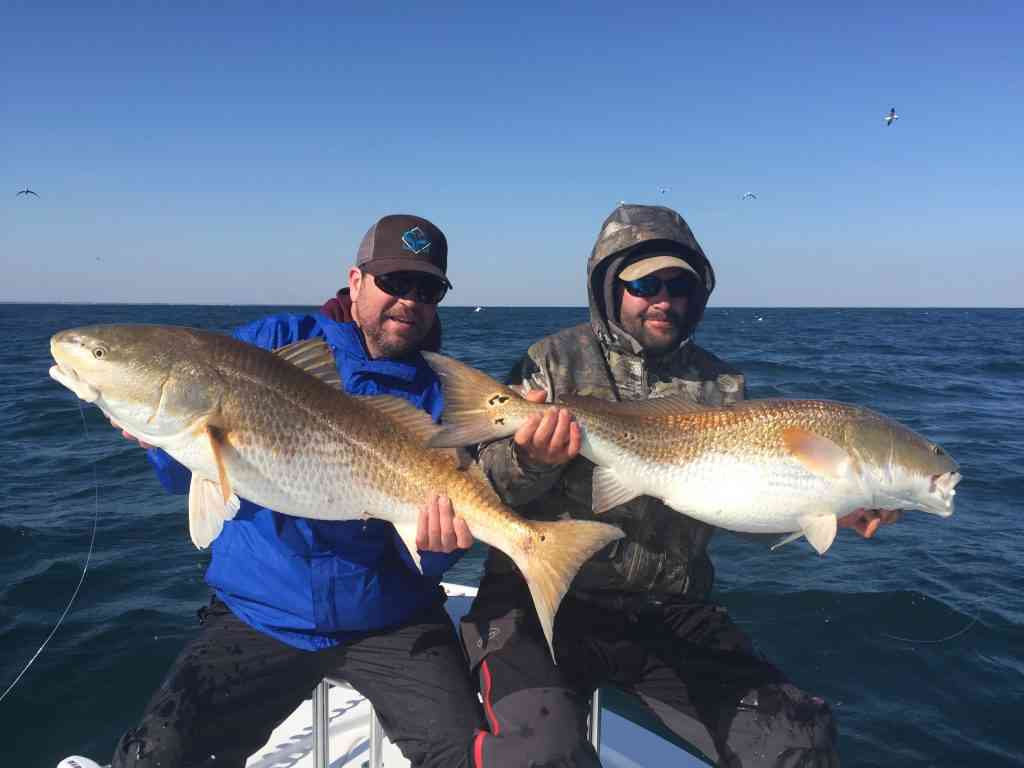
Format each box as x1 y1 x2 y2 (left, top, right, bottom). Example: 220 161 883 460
146 313 461 649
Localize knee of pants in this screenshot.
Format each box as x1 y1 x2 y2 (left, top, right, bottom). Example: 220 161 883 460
379 712 483 768
110 710 239 768
111 723 187 768
722 684 838 768
475 687 601 768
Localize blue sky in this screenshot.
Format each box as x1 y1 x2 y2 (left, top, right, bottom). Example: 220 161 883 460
3 2 1021 306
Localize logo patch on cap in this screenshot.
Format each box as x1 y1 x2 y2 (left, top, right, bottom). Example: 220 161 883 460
401 226 431 254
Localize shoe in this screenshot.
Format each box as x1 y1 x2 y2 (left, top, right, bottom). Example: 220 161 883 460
56 757 106 768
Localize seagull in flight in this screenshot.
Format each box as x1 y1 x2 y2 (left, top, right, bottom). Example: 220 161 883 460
16 188 39 197
741 192 758 200
884 107 899 126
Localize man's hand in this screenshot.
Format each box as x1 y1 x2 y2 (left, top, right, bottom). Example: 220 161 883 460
416 492 473 553
514 390 582 467
838 508 903 539
109 418 154 450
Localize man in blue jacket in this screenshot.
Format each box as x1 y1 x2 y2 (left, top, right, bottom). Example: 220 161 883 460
109 214 486 768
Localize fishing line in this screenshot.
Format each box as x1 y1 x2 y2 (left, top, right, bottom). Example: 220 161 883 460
880 617 978 645
0 400 99 705
879 594 984 645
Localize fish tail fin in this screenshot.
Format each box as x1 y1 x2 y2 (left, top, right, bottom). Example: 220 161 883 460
507 519 624 661
421 351 538 448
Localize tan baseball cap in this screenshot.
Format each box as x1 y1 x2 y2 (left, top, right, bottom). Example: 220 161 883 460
618 254 701 281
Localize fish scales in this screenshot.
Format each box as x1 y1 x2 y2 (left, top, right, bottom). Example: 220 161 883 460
49 324 624 658
149 329 505 532
580 399 884 462
421 351 961 555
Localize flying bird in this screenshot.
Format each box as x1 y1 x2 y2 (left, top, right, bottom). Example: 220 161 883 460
16 188 39 197
884 107 899 126
658 186 670 195
741 192 758 200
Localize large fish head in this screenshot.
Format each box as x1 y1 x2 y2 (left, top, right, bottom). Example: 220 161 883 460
49 324 220 442
853 415 961 518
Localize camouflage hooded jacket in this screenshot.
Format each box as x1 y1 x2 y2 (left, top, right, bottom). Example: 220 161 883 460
480 205 746 606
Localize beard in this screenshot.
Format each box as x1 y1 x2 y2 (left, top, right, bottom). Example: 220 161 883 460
360 309 429 358
623 307 685 352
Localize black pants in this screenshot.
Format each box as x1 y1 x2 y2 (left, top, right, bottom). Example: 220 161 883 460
461 575 838 768
112 596 485 768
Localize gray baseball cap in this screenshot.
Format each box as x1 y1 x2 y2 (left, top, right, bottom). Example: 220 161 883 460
356 214 451 286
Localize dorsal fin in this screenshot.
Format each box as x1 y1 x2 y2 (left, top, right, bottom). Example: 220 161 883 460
558 393 707 419
361 395 440 445
273 338 341 389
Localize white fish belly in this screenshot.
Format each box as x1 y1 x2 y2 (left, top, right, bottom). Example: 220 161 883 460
655 455 838 532
589 437 866 533
162 434 419 527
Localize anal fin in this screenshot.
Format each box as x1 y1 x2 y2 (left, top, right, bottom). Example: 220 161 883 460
592 466 642 515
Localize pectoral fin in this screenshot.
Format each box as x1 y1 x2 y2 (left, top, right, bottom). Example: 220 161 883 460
799 514 838 555
205 425 234 504
591 466 642 515
188 477 241 549
186 424 240 549
393 522 424 574
782 428 851 480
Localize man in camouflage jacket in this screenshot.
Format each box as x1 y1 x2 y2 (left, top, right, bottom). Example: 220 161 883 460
461 204 882 767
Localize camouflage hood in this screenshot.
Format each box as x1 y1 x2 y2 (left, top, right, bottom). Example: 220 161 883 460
587 204 716 357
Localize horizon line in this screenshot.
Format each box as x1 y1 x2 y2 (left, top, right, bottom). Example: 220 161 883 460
0 301 1021 310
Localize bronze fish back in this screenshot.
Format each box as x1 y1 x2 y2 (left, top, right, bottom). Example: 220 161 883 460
574 398 895 467
173 329 528 535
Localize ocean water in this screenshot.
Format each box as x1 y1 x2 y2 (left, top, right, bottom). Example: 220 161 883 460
1 304 1022 768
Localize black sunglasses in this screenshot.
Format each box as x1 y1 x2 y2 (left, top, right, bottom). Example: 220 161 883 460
372 271 450 304
620 273 697 299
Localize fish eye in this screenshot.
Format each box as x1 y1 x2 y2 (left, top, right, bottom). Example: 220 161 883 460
93 347 107 360
931 444 945 456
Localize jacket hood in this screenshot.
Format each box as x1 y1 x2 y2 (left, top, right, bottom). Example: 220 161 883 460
587 204 716 356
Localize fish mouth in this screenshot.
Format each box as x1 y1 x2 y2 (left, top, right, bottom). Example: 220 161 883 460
48 361 99 403
928 471 961 517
